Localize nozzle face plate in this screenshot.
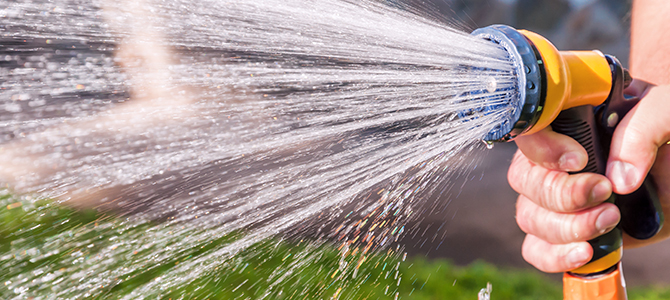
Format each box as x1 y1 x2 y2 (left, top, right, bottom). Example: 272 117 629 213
471 25 544 141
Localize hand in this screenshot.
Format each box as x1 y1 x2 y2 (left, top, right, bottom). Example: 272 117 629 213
507 82 670 273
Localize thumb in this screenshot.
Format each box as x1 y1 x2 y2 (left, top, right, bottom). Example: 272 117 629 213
607 85 670 194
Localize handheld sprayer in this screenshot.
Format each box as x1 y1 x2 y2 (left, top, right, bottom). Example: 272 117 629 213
470 25 663 300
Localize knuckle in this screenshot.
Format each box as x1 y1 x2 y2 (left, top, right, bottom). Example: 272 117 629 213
520 238 537 265
621 122 647 145
540 172 591 213
567 215 592 241
540 171 564 211
515 199 533 234
542 213 585 244
561 177 586 211
534 143 556 165
508 152 529 193
568 176 592 208
521 237 556 273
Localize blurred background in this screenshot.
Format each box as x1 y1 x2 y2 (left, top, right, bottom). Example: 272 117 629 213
395 0 670 287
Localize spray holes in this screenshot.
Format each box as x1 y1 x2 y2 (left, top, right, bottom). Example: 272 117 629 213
524 65 531 74
526 80 535 90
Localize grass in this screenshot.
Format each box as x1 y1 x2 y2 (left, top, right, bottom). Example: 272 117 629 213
0 194 667 299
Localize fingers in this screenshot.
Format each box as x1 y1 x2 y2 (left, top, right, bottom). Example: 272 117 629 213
508 150 612 212
608 85 670 194
521 234 592 273
515 127 588 172
509 146 616 273
516 195 620 244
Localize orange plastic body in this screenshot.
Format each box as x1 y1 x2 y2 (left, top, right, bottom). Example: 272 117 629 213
518 30 612 136
563 263 627 300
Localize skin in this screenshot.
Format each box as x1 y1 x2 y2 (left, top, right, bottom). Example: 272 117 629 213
507 0 670 273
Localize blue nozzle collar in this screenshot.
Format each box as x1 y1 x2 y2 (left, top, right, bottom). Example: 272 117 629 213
471 25 545 141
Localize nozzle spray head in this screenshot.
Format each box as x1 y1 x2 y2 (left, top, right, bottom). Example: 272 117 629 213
470 25 545 142
471 25 613 142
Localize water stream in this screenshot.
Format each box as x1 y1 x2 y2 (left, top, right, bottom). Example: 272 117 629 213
0 0 518 298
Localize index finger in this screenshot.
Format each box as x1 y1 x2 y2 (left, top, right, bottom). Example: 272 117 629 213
515 127 588 172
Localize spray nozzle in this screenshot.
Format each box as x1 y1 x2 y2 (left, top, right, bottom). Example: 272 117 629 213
470 25 663 300
470 25 615 142
469 25 544 142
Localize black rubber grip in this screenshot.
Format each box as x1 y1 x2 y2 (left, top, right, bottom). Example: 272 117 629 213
617 174 663 239
552 105 663 272
552 106 620 267
552 106 606 174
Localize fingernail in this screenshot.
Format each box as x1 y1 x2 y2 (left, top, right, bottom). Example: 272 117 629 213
568 246 590 266
559 152 583 171
590 180 612 202
595 207 620 234
608 161 639 190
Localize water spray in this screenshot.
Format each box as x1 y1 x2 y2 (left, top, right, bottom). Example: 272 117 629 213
470 24 663 300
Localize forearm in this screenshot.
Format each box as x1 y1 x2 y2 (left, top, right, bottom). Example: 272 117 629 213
630 0 670 84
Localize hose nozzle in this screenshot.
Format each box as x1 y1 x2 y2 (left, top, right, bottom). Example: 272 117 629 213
471 25 612 141
472 25 663 300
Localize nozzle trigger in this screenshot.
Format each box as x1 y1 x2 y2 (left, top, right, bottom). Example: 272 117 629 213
596 56 639 136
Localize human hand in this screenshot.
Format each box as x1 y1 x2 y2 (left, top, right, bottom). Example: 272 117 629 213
507 82 670 273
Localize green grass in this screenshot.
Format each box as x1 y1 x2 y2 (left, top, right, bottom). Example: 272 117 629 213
0 194 668 299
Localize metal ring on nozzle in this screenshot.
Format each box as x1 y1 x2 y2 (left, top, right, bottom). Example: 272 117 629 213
471 25 545 141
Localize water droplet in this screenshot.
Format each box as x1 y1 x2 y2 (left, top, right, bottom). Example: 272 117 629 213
484 76 497 93
482 140 494 149
478 282 493 300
